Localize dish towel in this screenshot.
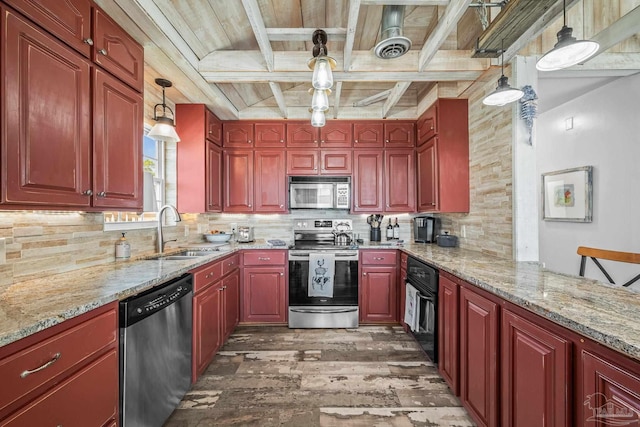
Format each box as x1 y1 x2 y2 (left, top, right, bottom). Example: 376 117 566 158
404 283 420 332
308 252 335 298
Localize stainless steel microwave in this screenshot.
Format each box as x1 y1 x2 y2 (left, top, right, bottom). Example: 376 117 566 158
288 176 350 210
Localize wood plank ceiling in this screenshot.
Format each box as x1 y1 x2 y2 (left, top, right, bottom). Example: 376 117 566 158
94 0 640 121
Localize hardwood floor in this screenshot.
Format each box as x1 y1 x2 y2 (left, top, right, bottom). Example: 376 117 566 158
165 325 474 426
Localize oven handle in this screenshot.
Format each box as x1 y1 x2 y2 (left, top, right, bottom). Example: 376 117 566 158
416 293 434 302
289 307 358 314
289 252 358 259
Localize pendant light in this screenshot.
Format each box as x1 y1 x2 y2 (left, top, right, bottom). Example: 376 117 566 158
483 41 524 106
307 29 336 90
310 88 331 112
310 109 326 127
148 78 181 143
536 0 599 71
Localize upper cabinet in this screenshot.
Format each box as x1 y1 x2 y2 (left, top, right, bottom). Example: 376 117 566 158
416 99 469 213
384 122 415 147
353 122 384 148
287 122 318 148
175 104 223 213
287 121 353 148
223 122 254 148
254 122 286 148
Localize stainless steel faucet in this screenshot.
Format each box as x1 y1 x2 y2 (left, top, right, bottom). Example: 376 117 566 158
157 204 182 253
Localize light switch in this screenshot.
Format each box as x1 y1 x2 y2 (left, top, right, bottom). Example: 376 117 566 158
565 117 574 130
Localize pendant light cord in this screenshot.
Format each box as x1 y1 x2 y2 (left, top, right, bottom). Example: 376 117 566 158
563 0 567 27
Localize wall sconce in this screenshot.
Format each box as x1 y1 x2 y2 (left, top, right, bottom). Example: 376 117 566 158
482 42 524 106
536 0 599 71
307 30 336 91
148 78 180 143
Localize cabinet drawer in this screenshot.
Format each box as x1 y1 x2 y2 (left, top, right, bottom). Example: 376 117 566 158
0 308 117 414
2 349 118 427
222 254 240 275
191 261 222 293
243 250 286 266
361 250 397 266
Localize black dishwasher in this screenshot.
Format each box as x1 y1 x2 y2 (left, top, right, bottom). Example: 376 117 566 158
119 274 193 427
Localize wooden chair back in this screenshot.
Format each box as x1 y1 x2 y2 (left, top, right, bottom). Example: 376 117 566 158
577 246 640 287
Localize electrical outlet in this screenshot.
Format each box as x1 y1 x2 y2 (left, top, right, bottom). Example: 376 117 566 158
230 223 238 234
184 225 189 237
461 225 466 238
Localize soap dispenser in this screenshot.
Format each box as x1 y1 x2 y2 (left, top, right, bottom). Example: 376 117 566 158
115 232 131 259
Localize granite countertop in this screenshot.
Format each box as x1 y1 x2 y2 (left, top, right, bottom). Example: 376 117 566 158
1 241 639 364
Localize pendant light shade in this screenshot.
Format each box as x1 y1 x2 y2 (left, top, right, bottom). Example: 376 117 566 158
307 29 336 91
149 78 180 143
536 0 599 71
482 41 523 107
310 109 326 127
311 89 330 111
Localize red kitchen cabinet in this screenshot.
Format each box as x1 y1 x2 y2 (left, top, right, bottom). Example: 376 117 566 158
321 150 352 175
501 308 571 427
242 250 287 323
578 349 640 426
353 151 384 212
223 150 254 212
93 69 143 209
193 281 223 379
459 285 499 427
223 122 254 147
254 150 286 212
416 99 469 213
384 121 415 147
255 122 286 148
353 122 384 148
384 149 415 212
399 262 407 327
360 266 397 323
176 104 223 213
287 121 318 148
93 7 144 91
438 273 460 395
223 270 240 340
320 122 352 148
286 150 319 175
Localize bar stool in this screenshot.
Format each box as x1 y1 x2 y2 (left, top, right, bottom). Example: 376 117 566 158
577 246 640 287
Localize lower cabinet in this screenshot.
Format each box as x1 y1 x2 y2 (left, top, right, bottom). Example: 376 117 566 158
241 250 287 323
501 308 571 427
0 302 118 425
438 273 459 395
359 250 397 323
459 285 499 427
222 270 240 340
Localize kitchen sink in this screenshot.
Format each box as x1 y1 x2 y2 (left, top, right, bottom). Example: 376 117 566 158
146 250 218 260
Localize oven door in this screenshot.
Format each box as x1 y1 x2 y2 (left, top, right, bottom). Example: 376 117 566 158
411 287 437 362
288 256 358 306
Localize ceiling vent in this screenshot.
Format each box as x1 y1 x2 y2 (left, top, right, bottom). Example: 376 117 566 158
374 5 412 59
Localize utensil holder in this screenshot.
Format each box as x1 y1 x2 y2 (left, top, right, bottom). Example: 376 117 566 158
370 227 381 242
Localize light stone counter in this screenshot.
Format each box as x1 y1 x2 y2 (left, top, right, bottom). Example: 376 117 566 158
1 242 639 364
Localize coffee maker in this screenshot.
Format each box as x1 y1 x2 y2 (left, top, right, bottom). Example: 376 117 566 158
413 216 439 243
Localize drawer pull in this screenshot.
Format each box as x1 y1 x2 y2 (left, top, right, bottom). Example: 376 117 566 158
21 352 61 378
258 257 270 261
373 257 385 260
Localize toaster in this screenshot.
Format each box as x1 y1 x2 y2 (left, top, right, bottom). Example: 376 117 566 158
237 226 254 243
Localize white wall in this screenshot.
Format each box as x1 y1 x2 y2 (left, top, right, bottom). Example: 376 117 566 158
537 72 640 291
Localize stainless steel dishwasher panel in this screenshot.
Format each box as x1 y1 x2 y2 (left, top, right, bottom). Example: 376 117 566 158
120 274 193 427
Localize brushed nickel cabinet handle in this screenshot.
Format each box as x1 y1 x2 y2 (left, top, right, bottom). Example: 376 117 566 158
21 352 61 378
98 48 107 56
373 257 384 261
97 191 106 197
83 38 93 46
280 272 284 276
363 272 367 276
258 257 271 261
82 189 93 196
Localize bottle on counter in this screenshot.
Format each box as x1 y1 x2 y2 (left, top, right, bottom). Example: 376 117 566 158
386 218 394 240
115 232 131 259
393 218 400 239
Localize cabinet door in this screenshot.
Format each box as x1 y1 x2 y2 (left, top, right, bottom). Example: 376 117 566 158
384 122 415 147
353 151 384 212
320 150 352 175
384 149 416 212
460 286 499 427
5 0 92 57
254 150 286 212
93 8 144 91
501 309 571 427
93 69 143 210
255 122 286 148
320 122 352 148
286 122 318 148
223 122 254 147
223 271 240 340
2 11 92 207
360 266 397 323
206 110 222 145
399 268 407 326
193 283 223 381
242 267 286 323
223 150 254 212
417 104 437 145
417 140 438 212
206 142 222 212
286 150 319 175
579 350 640 426
353 122 384 148
438 275 459 395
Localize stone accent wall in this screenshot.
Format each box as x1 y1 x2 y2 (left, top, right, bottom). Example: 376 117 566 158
438 76 514 259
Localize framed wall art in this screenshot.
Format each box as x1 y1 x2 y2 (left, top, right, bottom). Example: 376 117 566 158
542 166 593 222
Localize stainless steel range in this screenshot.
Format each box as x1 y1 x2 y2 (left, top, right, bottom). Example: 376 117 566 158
288 219 359 328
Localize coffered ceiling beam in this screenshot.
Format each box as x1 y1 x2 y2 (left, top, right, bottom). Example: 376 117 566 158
353 89 392 107
201 70 482 83
268 82 288 118
266 28 347 41
383 82 411 117
586 6 640 63
343 0 361 72
361 0 450 5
